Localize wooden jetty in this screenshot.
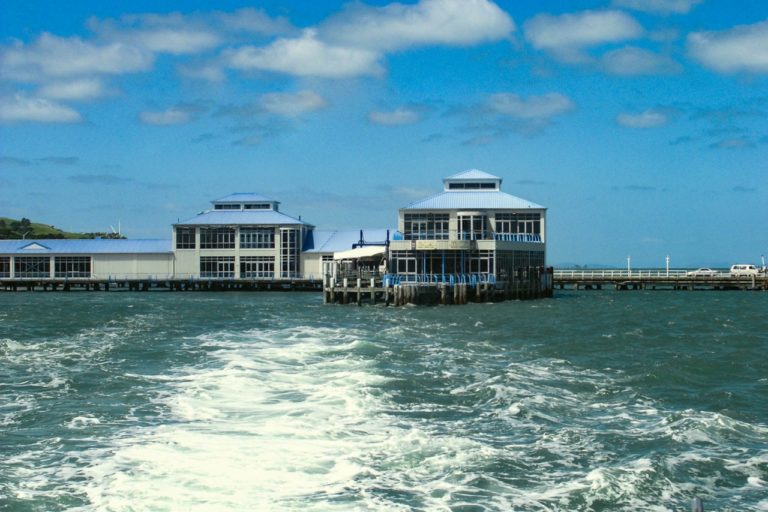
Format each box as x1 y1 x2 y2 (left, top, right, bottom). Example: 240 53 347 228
323 267 554 306
554 269 768 291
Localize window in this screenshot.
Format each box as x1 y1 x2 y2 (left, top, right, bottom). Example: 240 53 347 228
458 214 488 240
280 228 301 278
390 251 417 274
495 213 541 235
200 227 235 249
54 257 91 278
214 204 240 210
15 256 50 278
403 213 449 240
200 256 235 278
448 182 496 190
240 228 275 249
240 256 274 279
176 227 195 249
244 203 271 210
0 257 9 278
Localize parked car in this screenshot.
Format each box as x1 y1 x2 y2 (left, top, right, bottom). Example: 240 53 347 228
686 268 718 277
730 264 759 277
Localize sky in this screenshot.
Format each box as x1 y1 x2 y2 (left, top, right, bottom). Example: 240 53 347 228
1 0 766 268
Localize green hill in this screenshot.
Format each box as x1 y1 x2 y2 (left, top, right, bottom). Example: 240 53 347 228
0 217 123 239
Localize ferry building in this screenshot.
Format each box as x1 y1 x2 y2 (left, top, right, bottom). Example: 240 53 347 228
389 170 546 281
0 169 549 298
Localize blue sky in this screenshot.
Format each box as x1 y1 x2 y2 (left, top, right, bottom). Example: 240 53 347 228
1 0 766 267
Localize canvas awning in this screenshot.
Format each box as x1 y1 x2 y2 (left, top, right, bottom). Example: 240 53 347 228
333 245 386 260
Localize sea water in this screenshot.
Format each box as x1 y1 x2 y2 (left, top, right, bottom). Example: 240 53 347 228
1 291 766 511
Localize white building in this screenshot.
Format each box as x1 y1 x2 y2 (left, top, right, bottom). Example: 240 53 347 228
388 169 546 282
173 193 313 280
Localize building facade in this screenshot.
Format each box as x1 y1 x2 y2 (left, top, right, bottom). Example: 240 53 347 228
388 170 546 283
172 193 313 280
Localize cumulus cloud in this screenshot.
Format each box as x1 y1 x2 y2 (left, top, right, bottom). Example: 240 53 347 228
616 109 670 128
612 0 702 15
709 137 755 150
0 33 153 82
0 94 82 123
487 93 575 119
260 90 327 117
688 20 768 74
368 107 423 125
139 104 205 125
88 14 220 55
601 46 681 75
38 78 109 101
524 10 643 62
322 0 514 51
225 29 384 78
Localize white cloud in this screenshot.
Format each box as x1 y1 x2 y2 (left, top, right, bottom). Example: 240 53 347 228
139 105 202 125
601 46 681 75
0 33 153 82
524 10 643 62
612 0 701 15
487 93 575 119
616 109 669 128
225 29 383 78
260 90 327 117
88 15 220 55
322 0 514 51
0 94 82 123
38 78 109 101
178 62 226 82
688 20 768 74
369 107 423 125
214 8 294 35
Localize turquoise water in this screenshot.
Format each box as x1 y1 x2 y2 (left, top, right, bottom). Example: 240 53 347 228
1 291 766 511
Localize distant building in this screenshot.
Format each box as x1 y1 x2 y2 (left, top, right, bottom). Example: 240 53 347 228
388 169 546 281
173 193 313 280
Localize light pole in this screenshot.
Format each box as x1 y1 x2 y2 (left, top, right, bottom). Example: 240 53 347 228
666 255 670 277
627 255 631 276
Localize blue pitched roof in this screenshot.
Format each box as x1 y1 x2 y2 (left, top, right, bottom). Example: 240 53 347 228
0 239 172 254
213 193 278 204
303 229 390 253
403 191 545 210
176 210 311 226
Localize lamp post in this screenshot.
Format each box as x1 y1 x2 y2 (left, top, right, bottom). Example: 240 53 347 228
627 256 631 277
666 255 670 277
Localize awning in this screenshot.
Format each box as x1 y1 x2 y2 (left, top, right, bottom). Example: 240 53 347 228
333 245 386 260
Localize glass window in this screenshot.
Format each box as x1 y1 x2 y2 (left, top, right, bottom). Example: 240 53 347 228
404 213 450 240
280 228 301 278
214 204 240 210
200 256 235 278
240 256 274 279
0 257 10 278
240 228 275 249
14 256 50 278
200 228 235 249
54 256 91 278
176 227 195 249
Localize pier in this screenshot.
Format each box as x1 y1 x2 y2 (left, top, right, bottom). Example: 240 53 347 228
323 267 553 305
554 269 768 291
0 276 323 292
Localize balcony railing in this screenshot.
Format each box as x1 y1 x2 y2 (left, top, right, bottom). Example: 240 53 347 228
399 230 542 242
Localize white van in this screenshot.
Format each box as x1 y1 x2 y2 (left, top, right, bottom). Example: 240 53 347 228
730 264 759 276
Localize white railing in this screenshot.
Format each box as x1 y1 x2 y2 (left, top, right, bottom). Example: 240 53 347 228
553 269 729 279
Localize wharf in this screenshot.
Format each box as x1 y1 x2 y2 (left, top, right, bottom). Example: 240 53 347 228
554 270 768 291
324 267 554 305
0 278 323 292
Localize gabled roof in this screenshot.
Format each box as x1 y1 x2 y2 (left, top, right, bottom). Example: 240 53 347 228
403 191 545 210
444 169 501 181
0 239 172 255
303 229 390 253
213 193 278 204
176 210 311 226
